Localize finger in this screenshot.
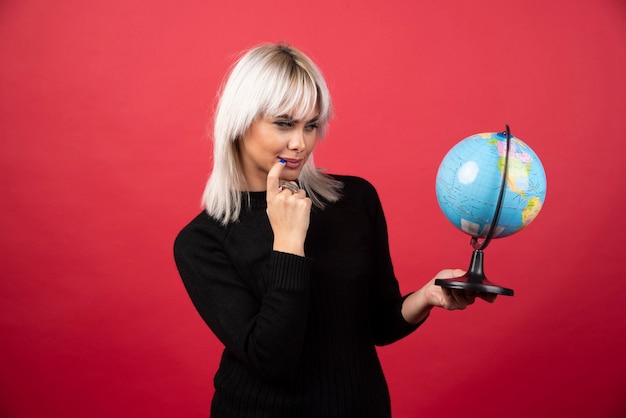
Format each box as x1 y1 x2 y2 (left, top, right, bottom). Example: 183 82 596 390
451 269 466 278
441 287 465 310
279 181 300 194
267 159 286 197
464 290 477 305
450 289 468 309
435 268 466 280
478 292 498 303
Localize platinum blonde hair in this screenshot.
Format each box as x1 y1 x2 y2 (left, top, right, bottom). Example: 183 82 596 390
202 43 342 224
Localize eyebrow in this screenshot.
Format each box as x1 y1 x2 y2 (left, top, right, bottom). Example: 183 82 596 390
275 114 320 123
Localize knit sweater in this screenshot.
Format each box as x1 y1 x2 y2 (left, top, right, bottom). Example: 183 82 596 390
174 175 424 418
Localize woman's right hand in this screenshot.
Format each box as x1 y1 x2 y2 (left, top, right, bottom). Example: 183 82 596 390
266 160 312 256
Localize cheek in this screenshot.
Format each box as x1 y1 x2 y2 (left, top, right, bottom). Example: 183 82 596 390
242 130 280 155
307 136 319 151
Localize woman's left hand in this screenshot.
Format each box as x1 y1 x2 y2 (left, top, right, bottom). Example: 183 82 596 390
423 269 498 310
402 269 497 324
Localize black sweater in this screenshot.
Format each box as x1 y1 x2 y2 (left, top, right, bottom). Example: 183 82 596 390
174 175 423 418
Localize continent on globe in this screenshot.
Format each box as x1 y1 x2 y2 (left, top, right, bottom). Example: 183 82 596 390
436 131 547 239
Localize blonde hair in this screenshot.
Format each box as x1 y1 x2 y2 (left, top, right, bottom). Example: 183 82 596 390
202 43 342 224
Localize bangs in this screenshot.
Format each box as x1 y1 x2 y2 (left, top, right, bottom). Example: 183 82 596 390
260 65 323 122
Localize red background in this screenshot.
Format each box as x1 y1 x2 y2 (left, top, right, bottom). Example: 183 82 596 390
1 0 625 417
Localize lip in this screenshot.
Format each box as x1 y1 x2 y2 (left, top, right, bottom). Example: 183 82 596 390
280 157 304 169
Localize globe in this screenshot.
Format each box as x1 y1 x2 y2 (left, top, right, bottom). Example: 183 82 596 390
436 131 547 240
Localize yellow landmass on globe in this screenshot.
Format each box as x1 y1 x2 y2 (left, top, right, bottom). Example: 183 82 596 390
521 197 542 226
499 157 530 198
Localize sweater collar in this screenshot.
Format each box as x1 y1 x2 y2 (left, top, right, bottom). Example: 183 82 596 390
242 191 267 209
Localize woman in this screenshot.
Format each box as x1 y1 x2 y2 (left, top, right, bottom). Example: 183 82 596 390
174 42 495 418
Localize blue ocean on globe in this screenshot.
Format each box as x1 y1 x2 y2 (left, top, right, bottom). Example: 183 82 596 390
436 132 547 239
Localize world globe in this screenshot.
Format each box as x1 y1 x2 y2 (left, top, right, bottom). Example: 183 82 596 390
436 131 547 240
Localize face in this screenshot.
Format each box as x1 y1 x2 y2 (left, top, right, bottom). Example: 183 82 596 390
239 110 320 191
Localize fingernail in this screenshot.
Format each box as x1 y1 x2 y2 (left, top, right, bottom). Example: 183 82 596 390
279 159 286 163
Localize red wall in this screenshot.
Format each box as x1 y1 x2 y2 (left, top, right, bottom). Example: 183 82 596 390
1 0 625 417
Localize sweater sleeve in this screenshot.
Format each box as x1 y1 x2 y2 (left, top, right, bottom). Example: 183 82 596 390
173 218 312 381
360 180 425 345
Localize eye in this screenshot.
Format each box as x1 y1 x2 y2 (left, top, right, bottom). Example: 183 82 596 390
273 120 293 128
305 123 319 132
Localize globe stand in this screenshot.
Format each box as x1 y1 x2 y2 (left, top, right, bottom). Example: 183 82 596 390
435 249 514 296
435 125 515 297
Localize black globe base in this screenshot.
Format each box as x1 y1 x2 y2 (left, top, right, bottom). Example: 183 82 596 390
434 250 514 296
434 276 514 296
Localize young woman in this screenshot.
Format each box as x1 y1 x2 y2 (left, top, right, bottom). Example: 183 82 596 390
174 42 495 418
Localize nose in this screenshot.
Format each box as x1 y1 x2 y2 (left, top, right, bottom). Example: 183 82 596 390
288 129 306 152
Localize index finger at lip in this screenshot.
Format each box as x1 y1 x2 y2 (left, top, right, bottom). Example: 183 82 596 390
266 160 286 196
